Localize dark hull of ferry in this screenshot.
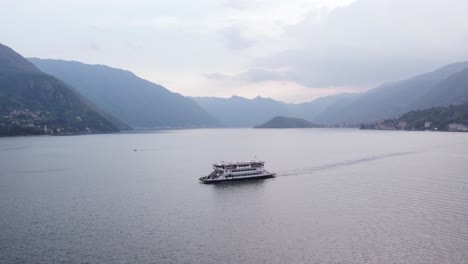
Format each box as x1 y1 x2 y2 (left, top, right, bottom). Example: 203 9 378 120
199 174 275 184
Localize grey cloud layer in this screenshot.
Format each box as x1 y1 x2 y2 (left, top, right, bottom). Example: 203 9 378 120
210 0 468 88
220 25 255 50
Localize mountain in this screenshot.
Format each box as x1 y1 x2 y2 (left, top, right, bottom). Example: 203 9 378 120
400 103 468 131
192 93 360 127
416 68 468 109
194 61 468 126
0 44 38 73
192 93 364 127
29 58 219 129
191 95 289 127
289 93 359 122
254 116 319 128
361 103 468 132
314 61 468 124
0 43 127 136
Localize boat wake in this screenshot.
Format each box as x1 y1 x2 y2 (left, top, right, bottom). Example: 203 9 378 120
132 148 159 152
0 145 27 151
277 151 415 177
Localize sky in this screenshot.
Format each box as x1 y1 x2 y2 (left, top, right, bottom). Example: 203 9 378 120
1 0 467 103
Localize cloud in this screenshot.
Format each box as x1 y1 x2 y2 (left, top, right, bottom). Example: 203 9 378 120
205 68 288 85
3 0 466 102
229 0 468 88
220 25 255 50
204 73 231 80
89 42 100 50
224 0 251 10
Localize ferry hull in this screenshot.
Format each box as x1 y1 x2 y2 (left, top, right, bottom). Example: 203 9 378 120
199 174 275 184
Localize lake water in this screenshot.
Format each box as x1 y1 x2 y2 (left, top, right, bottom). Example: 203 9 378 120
1 128 468 263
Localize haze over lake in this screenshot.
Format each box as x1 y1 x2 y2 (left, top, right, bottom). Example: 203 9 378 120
1 129 467 263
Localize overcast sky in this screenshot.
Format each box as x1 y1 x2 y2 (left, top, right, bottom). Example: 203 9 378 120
1 0 467 103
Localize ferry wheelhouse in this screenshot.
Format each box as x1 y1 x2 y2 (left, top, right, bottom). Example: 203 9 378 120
199 160 275 183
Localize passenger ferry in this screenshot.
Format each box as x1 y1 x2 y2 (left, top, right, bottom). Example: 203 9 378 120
199 160 275 183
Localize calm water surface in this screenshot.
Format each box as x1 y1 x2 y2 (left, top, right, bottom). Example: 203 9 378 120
1 129 467 263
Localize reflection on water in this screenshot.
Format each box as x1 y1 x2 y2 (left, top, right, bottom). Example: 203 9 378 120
209 178 269 190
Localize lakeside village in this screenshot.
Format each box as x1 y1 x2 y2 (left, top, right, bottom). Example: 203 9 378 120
360 119 468 132
0 109 91 136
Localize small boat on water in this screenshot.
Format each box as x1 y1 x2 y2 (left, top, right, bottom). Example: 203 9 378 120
199 160 275 183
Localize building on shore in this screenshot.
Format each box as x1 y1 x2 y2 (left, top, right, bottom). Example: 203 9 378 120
448 123 468 132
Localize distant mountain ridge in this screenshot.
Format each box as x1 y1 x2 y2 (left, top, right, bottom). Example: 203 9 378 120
18 53 468 129
416 68 468 109
191 95 289 127
316 61 468 124
194 61 468 127
0 43 128 136
29 58 220 129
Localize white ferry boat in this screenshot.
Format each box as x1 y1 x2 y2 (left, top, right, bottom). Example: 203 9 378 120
199 160 275 183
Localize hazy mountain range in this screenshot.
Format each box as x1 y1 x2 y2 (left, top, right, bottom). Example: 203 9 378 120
0 43 128 135
1 41 467 135
29 58 219 129
193 61 468 127
190 96 289 128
